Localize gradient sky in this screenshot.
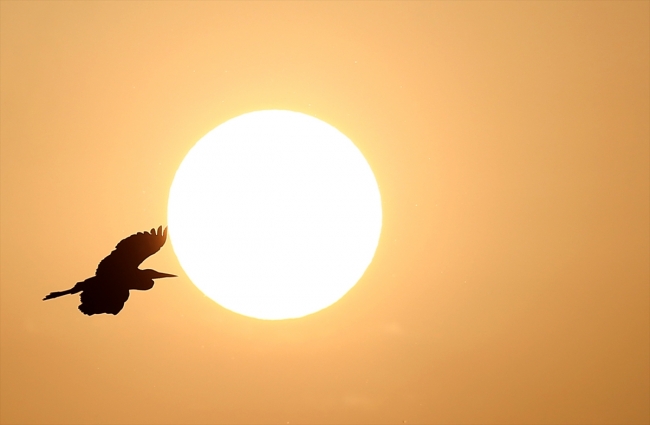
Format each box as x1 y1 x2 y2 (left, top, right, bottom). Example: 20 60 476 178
1 2 648 424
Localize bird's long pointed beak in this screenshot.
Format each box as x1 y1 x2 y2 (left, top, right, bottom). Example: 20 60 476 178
152 272 177 279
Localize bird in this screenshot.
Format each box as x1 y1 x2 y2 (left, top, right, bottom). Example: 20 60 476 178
43 226 176 315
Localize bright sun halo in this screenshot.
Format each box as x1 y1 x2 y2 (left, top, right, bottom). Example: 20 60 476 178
168 110 382 320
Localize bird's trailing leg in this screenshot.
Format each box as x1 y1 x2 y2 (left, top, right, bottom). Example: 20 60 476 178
43 280 87 300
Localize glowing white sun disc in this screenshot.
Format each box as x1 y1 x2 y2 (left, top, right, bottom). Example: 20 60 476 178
168 110 382 320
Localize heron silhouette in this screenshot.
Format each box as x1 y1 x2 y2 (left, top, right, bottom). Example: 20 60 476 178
43 226 176 315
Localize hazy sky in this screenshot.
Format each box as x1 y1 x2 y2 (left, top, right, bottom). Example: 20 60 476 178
1 2 648 424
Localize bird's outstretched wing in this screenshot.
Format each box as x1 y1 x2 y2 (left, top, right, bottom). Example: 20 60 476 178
96 226 168 276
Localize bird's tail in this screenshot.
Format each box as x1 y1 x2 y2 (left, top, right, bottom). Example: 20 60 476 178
43 281 85 300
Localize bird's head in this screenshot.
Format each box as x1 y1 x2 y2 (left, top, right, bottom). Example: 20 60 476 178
141 269 177 279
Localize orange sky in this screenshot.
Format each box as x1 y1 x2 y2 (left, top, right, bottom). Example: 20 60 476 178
1 2 648 424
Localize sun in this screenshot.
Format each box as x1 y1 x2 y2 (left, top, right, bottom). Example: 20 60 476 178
168 110 382 320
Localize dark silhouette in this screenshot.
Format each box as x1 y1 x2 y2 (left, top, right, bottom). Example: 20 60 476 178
44 226 176 315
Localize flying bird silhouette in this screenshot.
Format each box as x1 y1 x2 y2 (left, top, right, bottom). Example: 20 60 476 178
43 226 176 315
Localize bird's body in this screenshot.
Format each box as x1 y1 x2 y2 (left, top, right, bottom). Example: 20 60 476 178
44 226 176 315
